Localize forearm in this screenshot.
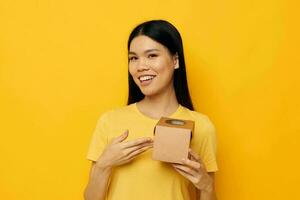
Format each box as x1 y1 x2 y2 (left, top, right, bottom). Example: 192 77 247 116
198 189 217 200
197 173 217 200
84 165 112 200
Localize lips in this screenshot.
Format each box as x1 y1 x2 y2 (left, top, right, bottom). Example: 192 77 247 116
138 75 156 82
138 75 156 86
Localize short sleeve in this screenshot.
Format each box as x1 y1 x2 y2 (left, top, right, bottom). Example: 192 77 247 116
86 114 110 162
198 117 218 172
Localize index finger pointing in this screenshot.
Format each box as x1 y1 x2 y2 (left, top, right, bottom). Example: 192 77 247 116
122 137 153 148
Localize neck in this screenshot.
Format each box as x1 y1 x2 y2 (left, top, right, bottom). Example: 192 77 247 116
137 84 179 119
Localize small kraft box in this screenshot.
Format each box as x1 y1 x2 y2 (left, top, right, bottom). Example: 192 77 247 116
152 117 195 163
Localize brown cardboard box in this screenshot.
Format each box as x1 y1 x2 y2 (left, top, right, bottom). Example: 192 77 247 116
152 117 194 163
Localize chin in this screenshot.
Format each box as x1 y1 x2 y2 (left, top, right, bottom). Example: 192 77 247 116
139 87 163 97
140 89 156 97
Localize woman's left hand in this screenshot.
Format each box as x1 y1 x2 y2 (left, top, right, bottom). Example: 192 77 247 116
172 148 213 192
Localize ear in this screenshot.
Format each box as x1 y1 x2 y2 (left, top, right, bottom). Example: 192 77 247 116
173 53 179 69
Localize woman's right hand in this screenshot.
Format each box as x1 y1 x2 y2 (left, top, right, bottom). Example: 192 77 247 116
95 130 153 170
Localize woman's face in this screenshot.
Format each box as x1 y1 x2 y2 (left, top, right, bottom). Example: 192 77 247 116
128 35 178 97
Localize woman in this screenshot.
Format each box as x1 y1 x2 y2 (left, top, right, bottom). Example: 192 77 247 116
84 20 218 200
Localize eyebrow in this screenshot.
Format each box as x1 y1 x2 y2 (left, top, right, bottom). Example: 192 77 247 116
128 49 160 55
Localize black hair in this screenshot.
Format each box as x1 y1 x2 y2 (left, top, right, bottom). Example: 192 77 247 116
126 19 194 110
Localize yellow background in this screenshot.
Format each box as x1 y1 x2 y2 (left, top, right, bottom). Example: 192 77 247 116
1 0 299 199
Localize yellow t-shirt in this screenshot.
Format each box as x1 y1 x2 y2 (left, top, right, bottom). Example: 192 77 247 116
86 103 218 200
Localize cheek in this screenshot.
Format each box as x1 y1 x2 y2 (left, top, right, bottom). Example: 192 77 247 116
128 64 136 77
128 64 140 84
155 60 174 79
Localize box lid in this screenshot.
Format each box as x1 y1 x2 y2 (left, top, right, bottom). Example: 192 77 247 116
154 117 194 137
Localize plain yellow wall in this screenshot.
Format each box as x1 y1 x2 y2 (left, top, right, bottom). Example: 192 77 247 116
1 0 299 199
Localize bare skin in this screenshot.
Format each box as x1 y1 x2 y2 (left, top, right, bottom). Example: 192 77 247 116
173 149 217 200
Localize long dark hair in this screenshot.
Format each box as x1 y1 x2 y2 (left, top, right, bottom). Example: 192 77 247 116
126 20 194 110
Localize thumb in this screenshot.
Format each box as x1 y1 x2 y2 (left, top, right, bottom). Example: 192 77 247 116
112 130 129 144
189 148 200 161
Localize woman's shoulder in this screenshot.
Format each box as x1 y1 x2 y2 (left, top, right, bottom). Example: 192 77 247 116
181 106 215 131
97 104 135 121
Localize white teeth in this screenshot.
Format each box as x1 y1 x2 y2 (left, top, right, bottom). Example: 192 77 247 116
139 75 155 81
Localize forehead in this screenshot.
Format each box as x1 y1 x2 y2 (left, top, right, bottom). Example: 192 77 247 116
129 35 166 53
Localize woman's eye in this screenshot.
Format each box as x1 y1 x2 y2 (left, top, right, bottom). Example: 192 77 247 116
148 54 158 58
129 57 138 61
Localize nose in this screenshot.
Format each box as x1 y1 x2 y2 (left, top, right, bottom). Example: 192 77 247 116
137 57 149 72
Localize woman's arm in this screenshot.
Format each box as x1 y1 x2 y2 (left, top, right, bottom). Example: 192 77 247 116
84 130 153 200
84 162 112 200
196 173 217 200
172 149 217 200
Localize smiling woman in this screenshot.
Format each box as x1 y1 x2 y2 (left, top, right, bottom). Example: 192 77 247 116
84 20 218 200
128 35 178 95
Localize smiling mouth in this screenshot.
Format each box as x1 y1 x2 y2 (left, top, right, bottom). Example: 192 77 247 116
138 75 156 82
137 75 157 86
